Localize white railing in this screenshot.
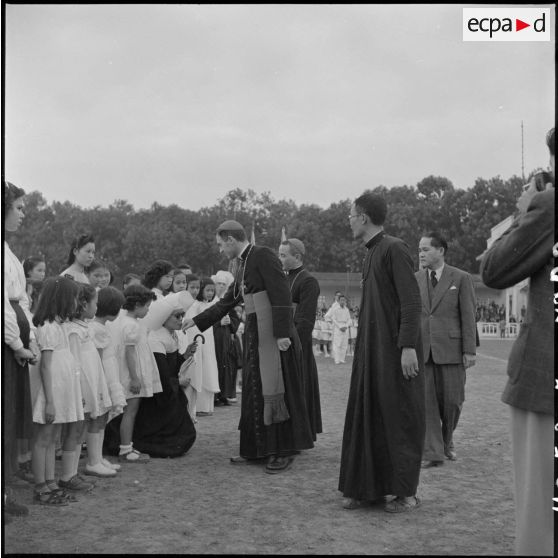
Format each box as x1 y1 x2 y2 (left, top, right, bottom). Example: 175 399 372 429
478 322 518 338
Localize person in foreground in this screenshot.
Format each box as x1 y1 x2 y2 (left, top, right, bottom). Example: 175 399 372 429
338 192 425 513
480 128 554 556
183 220 314 474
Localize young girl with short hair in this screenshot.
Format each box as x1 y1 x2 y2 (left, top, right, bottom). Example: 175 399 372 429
31 277 84 505
183 277 220 417
171 269 187 293
87 259 112 290
63 283 114 480
106 285 161 462
23 256 46 282
89 286 127 472
142 259 174 300
185 274 200 300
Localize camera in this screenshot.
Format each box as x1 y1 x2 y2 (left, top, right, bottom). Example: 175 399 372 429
533 170 552 191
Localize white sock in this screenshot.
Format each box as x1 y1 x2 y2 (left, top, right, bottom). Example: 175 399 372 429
119 444 132 456
72 444 82 476
86 432 102 466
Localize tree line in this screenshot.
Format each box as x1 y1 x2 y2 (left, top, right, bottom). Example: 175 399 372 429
8 174 524 283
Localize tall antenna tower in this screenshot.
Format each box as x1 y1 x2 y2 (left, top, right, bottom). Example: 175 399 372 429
521 120 525 181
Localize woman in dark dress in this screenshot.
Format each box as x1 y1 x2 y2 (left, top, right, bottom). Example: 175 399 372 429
104 294 197 458
3 182 38 517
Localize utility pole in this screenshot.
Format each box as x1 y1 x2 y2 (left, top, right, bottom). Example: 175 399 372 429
521 120 525 181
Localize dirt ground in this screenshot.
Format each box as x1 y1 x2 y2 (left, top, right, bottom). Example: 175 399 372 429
4 339 515 555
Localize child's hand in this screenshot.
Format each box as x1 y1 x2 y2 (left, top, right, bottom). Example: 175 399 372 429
129 378 141 395
45 401 56 424
183 342 198 359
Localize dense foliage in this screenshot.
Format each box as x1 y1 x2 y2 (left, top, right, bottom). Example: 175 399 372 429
7 175 524 282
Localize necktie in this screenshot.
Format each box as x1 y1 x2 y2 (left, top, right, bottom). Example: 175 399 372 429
430 270 438 288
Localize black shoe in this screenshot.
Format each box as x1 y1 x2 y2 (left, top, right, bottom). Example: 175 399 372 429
265 455 295 474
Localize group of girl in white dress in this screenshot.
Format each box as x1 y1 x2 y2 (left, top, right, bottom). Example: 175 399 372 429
19 240 244 507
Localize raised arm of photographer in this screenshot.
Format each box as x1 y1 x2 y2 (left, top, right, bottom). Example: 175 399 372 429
481 188 554 289
516 175 553 215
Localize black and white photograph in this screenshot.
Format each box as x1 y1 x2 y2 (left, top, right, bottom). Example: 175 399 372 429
2 3 555 555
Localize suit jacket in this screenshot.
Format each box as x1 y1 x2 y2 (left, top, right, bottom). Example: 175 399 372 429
416 264 477 365
480 189 554 415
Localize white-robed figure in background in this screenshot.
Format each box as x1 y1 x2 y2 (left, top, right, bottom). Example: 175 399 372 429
180 277 220 417
327 294 351 364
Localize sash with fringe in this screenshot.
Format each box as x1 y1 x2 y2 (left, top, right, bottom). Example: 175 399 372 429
244 291 290 426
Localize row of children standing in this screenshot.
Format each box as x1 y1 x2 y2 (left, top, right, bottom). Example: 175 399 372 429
5 227 192 513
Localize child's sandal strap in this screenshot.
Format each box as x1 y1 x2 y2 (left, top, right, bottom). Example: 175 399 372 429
33 490 69 506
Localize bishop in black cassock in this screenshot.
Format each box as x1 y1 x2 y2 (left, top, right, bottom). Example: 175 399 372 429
184 221 314 474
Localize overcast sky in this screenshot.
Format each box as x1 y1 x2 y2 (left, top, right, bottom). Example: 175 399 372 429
4 4 555 210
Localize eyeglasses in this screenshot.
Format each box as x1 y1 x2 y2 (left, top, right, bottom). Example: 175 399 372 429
348 213 362 221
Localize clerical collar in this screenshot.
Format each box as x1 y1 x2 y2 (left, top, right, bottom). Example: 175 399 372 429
288 265 304 275
365 230 385 250
239 243 252 261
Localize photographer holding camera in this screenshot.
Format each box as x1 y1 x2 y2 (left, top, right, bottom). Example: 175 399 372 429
480 127 554 556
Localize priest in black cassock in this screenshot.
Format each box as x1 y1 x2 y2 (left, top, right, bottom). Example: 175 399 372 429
182 220 314 474
339 192 425 513
278 238 322 441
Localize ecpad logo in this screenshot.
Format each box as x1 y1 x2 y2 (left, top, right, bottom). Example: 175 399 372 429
463 8 550 41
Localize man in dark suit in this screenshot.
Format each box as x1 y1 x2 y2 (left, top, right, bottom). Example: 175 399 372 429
416 232 476 467
480 128 554 556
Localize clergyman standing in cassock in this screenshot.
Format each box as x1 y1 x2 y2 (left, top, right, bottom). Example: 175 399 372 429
278 237 323 441
183 220 314 474
339 192 425 513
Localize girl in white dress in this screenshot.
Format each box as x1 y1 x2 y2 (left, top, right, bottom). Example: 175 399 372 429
109 284 161 462
64 283 114 479
87 259 112 290
183 277 220 417
170 269 188 293
142 259 174 300
31 277 84 505
89 287 127 431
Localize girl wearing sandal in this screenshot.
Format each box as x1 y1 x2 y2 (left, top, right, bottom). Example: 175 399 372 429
104 284 161 463
31 277 84 505
65 283 115 479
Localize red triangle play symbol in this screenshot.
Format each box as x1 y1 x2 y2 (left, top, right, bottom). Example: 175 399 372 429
516 19 530 31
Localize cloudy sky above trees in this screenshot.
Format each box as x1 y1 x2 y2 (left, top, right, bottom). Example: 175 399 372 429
5 4 555 211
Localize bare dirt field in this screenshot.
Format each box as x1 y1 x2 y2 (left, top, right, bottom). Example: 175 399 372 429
4 338 515 555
